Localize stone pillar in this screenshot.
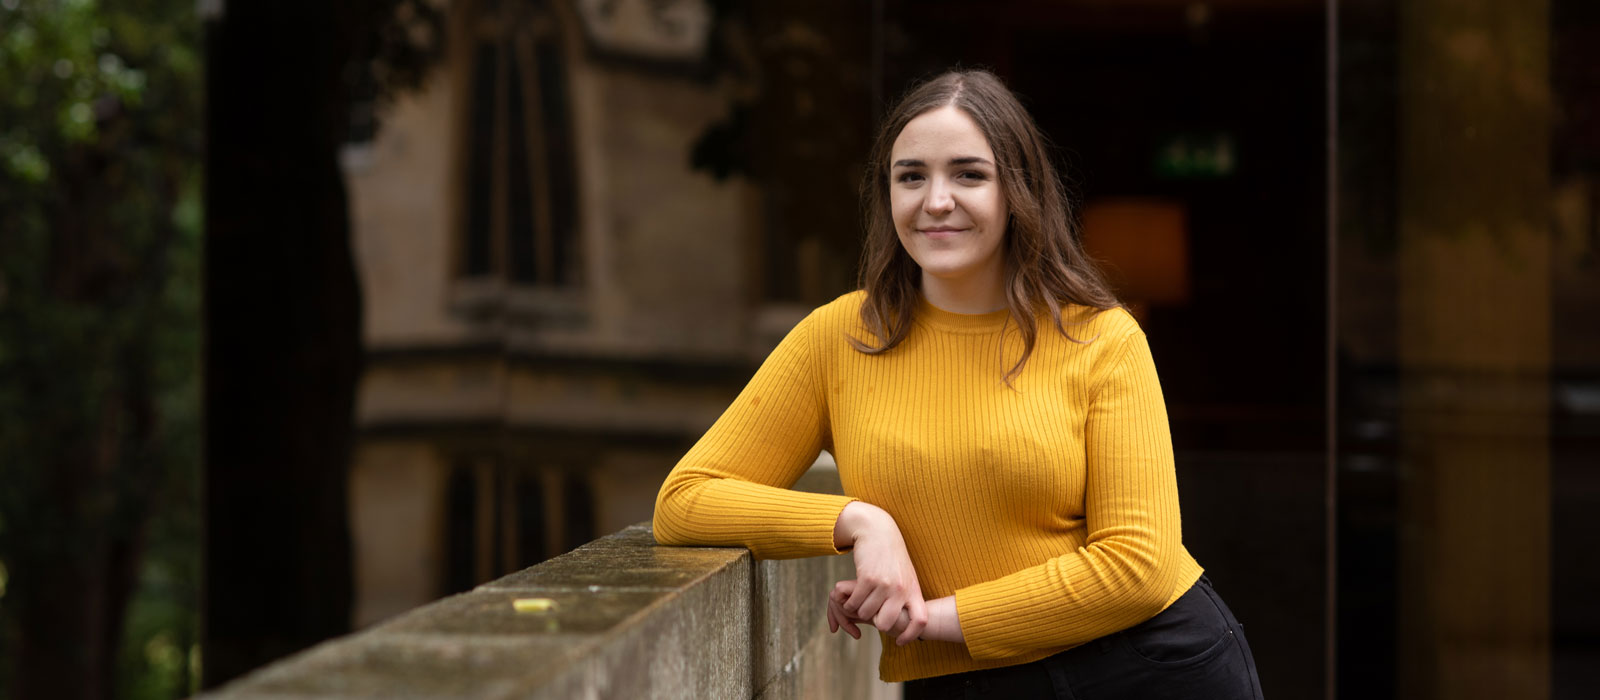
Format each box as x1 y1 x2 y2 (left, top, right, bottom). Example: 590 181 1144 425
1396 1 1551 698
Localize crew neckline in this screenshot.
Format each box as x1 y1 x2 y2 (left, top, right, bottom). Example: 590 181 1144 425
915 296 1012 332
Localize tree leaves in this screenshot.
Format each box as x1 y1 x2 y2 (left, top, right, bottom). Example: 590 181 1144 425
0 0 203 697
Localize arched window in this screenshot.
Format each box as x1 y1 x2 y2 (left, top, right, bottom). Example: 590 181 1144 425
458 0 580 288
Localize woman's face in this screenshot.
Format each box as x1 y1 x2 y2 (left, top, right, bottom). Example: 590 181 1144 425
889 106 1009 292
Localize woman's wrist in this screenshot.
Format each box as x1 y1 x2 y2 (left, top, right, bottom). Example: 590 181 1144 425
922 595 964 643
832 501 888 549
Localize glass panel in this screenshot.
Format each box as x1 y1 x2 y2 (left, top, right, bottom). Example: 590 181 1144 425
1549 4 1600 696
1334 2 1402 694
463 42 499 277
1336 0 1600 697
535 38 580 287
506 42 538 284
444 464 479 595
515 470 547 568
560 473 595 553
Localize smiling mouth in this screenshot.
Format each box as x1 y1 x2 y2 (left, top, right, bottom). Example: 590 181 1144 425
919 227 967 238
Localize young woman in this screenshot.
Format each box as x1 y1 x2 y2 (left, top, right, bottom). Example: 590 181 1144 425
654 69 1264 699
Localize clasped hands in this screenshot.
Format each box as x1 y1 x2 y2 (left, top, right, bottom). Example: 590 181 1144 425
828 501 963 646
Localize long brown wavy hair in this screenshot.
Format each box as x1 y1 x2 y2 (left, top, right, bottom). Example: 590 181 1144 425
852 69 1120 382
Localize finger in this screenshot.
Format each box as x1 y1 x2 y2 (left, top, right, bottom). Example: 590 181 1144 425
832 579 856 604
842 578 874 616
889 610 915 642
897 596 929 646
872 595 904 632
832 599 861 639
827 600 839 634
853 586 891 624
885 608 911 638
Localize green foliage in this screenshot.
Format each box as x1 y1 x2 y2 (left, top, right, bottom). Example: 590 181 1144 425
111 173 203 700
0 0 202 697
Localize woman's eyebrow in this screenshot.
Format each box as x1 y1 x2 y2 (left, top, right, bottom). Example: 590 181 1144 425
892 156 994 168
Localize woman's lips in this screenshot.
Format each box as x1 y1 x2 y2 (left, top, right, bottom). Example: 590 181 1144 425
919 227 966 239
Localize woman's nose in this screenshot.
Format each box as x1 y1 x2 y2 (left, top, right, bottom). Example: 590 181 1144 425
924 178 955 214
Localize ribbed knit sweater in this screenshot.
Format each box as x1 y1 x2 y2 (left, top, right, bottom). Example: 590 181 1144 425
653 291 1204 682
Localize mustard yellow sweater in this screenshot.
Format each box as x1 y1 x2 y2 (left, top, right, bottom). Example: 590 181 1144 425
653 291 1204 682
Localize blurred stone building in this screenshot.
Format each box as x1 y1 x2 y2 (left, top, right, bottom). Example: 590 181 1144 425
339 0 870 627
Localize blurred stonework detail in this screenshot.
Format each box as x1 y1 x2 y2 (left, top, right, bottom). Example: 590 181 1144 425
341 0 872 628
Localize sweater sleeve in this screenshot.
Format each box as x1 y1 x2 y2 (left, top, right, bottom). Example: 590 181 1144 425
953 329 1187 660
652 310 857 560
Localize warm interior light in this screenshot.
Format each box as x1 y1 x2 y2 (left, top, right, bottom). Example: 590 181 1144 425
1080 198 1190 308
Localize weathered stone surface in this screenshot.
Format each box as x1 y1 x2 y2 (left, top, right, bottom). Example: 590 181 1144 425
523 542 754 700
376 588 669 637
756 620 892 700
751 554 856 691
204 505 898 698
479 534 739 592
576 522 659 549
522 557 753 700
213 634 580 698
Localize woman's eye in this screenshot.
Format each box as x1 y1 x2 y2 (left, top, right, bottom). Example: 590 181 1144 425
895 172 924 184
958 170 989 182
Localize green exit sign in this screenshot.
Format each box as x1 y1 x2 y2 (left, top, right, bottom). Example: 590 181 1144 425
1155 133 1236 179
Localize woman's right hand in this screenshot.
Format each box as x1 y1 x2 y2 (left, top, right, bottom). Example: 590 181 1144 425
832 502 928 646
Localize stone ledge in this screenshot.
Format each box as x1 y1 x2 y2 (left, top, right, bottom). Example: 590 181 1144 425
203 511 894 699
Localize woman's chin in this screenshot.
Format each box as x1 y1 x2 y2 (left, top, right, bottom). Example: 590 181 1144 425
917 259 993 283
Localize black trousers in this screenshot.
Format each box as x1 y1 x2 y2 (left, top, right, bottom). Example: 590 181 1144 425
903 576 1264 700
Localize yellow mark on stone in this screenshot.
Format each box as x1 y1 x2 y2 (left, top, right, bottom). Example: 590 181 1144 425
513 597 556 613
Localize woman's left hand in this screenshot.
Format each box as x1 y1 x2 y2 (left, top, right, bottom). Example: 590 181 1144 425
827 583 864 639
828 580 964 644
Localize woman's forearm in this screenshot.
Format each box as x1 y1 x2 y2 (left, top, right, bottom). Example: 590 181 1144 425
921 595 965 643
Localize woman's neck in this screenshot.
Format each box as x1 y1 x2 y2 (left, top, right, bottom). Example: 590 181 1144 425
920 270 1007 314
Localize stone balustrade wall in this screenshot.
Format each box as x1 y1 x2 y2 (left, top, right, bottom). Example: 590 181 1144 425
203 467 899 699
